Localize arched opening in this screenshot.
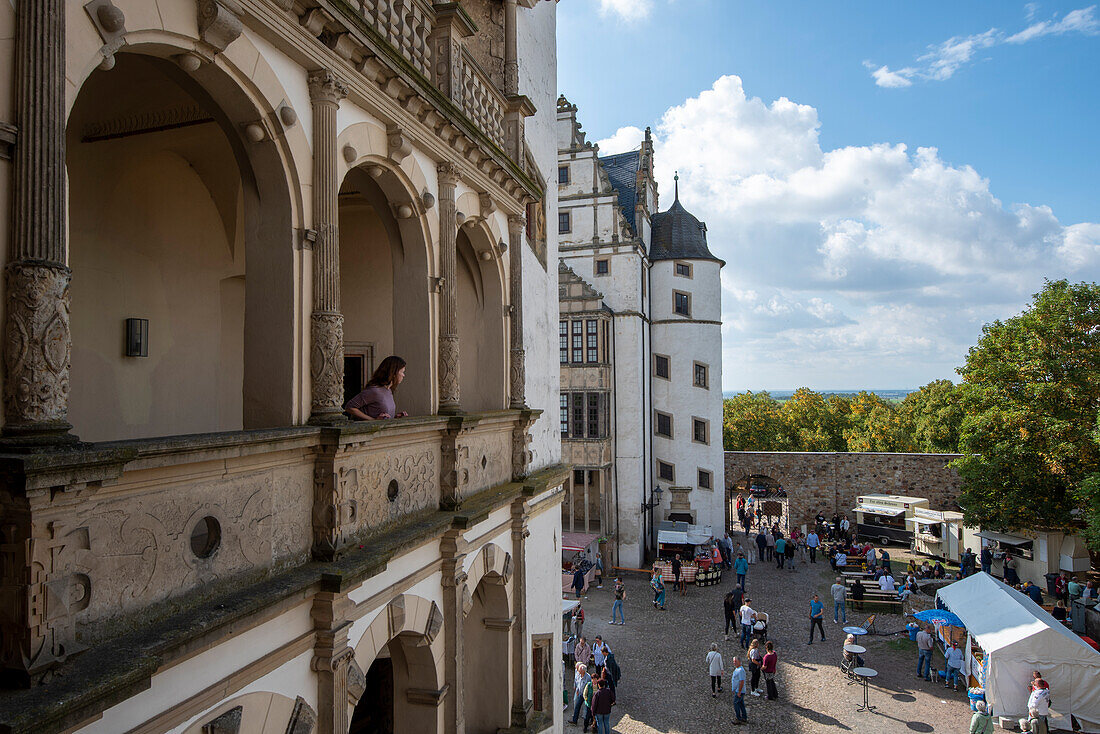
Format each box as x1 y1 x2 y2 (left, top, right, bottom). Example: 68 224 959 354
338 165 432 417
66 52 294 441
349 632 440 734
463 575 511 733
455 227 506 413
729 474 788 533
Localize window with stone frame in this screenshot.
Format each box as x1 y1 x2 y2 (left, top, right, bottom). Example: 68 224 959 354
674 261 692 278
698 468 713 490
595 257 609 276
586 320 598 363
563 392 609 439
532 636 553 713
571 320 583 363
558 211 571 234
560 394 568 436
558 165 570 185
693 361 709 389
655 410 673 438
654 353 670 380
674 290 691 317
658 460 675 482
692 417 709 445
559 320 568 363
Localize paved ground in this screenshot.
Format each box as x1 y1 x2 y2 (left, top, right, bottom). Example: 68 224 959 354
568 550 976 734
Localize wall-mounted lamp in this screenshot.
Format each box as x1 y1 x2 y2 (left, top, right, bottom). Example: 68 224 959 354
125 318 148 357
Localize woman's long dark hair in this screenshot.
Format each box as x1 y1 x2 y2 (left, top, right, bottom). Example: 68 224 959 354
366 355 406 392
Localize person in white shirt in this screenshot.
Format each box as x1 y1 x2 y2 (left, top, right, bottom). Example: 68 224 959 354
739 600 757 649
865 546 877 570
806 531 820 563
834 550 848 571
706 642 724 696
944 640 965 690
878 574 896 592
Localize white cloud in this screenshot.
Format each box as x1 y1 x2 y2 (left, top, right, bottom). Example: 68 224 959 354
606 75 1100 388
868 6 1099 87
594 126 645 155
597 0 653 22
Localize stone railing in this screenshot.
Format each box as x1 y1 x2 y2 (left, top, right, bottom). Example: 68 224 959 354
349 0 434 77
458 46 507 150
0 409 536 684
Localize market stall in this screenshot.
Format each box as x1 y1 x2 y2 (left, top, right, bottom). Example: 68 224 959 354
936 572 1100 732
562 532 599 595
655 521 720 584
908 507 965 562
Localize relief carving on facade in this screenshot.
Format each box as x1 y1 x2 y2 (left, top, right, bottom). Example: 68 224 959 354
310 312 345 417
197 0 243 58
456 429 509 498
3 263 72 428
337 446 437 536
511 412 536 481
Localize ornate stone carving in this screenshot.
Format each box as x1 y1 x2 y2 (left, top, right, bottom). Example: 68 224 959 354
81 104 211 143
3 263 72 433
438 333 460 412
83 0 127 68
307 69 349 105
197 0 243 57
346 658 366 704
511 412 536 481
387 126 412 163
457 429 510 497
286 696 317 734
309 312 344 418
508 214 527 409
338 447 437 534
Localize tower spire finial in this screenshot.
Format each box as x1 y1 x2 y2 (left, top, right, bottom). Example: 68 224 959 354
674 171 679 201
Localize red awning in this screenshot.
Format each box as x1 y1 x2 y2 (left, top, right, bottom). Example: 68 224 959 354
562 532 599 553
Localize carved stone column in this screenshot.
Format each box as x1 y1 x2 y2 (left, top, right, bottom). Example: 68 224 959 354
3 0 75 444
503 0 519 95
508 215 527 410
311 592 355 734
509 497 533 727
440 529 468 733
437 163 461 414
308 70 349 424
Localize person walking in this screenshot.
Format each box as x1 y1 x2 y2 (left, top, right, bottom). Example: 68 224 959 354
970 700 995 734
980 545 993 575
786 533 797 571
610 578 626 625
706 643 725 697
594 552 604 589
765 529 776 562
807 593 826 644
747 638 764 696
572 565 586 599
573 636 591 670
807 529 820 563
775 535 787 569
734 553 749 590
581 671 596 732
761 642 778 700
570 662 592 726
960 547 975 577
591 678 615 734
739 598 756 649
572 604 585 639
592 636 607 676
730 657 748 725
724 588 740 640
650 567 667 610
944 640 964 690
830 577 847 624
754 529 767 565
603 644 621 689
672 553 685 596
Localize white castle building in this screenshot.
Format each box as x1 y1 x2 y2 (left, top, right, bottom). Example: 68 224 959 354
556 96 725 568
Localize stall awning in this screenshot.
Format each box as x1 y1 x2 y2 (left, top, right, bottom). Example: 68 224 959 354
852 504 905 517
562 598 580 615
562 532 599 553
976 531 1031 546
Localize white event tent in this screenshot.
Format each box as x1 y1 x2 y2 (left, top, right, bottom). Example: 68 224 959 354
936 573 1100 732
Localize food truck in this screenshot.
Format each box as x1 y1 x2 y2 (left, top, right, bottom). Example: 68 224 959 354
909 506 965 562
853 494 929 546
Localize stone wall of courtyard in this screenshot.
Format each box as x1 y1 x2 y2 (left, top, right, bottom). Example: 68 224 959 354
725 451 963 530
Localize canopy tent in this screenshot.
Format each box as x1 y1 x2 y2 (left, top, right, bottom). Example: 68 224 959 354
656 520 714 546
851 504 905 516
936 573 1100 731
562 532 599 554
975 530 1031 547
912 608 964 627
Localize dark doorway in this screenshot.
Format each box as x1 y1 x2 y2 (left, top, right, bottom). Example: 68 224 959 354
344 354 365 407
350 656 393 734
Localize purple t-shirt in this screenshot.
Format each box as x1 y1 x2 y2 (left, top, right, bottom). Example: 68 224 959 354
345 385 396 419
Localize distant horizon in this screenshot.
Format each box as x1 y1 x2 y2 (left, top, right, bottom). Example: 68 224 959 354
723 388 917 396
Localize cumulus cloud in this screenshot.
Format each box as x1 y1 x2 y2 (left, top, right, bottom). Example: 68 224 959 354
595 126 645 155
605 75 1100 388
596 0 654 22
868 5 1099 87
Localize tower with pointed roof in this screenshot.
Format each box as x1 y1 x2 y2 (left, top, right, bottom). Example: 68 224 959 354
556 99 725 567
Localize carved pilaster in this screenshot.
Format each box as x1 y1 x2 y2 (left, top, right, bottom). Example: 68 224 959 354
311 593 355 734
440 417 470 510
508 215 527 410
512 410 535 482
308 70 349 423
430 4 476 102
440 530 468 734
504 0 520 95
437 163 461 414
509 497 532 726
4 1 75 443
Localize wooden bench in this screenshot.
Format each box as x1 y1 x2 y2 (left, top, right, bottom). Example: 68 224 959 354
847 597 903 613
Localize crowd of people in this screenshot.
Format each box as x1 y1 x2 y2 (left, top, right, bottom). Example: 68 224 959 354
563 629 622 733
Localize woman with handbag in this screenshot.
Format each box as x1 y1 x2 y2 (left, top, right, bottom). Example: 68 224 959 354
761 641 779 700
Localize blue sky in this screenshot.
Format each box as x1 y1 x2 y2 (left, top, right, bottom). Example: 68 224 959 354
558 1 1100 390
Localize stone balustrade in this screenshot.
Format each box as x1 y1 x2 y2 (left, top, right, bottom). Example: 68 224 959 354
350 0 434 77
459 46 508 150
0 410 537 684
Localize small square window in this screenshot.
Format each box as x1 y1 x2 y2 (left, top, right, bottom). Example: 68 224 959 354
675 262 692 278
558 165 570 184
692 418 708 445
654 354 670 380
674 291 691 317
558 211 571 234
693 362 708 389
698 469 712 490
595 258 609 275
657 460 675 482
656 411 673 438
573 468 586 486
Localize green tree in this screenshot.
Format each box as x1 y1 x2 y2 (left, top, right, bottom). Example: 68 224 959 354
843 391 913 452
900 379 964 453
780 387 847 451
954 280 1100 548
723 391 789 451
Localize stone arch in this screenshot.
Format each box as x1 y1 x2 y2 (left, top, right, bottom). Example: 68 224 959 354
350 593 446 734
181 691 316 734
338 153 436 416
65 32 302 438
462 545 513 734
455 218 508 413
464 542 514 603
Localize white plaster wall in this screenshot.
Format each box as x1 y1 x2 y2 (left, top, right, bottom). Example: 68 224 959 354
518 0 561 470
651 259 722 322
526 497 565 728
76 602 315 734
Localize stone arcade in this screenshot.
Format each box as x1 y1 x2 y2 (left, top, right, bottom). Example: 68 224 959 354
0 1 564 733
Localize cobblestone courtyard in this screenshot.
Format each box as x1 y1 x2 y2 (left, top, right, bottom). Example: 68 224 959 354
570 553 975 734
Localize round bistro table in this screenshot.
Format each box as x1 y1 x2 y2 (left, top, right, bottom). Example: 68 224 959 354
853 667 878 712
843 644 867 655
843 626 868 637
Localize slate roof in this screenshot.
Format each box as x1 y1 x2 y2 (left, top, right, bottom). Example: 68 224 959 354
650 196 722 263
598 150 641 233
